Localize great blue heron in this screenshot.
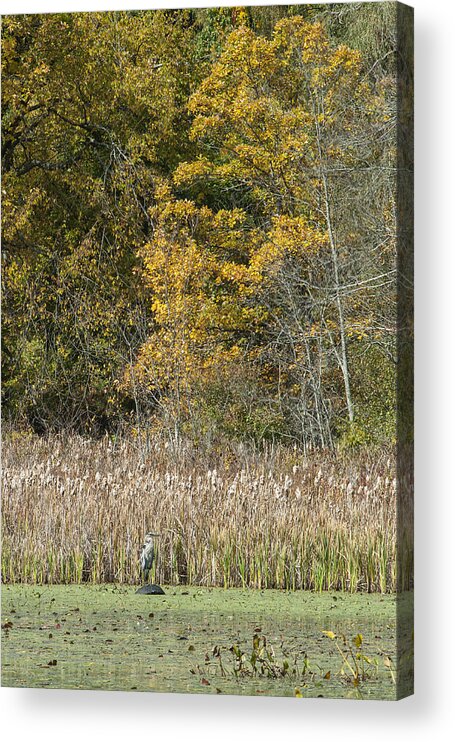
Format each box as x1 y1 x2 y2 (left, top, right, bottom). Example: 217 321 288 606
140 532 160 584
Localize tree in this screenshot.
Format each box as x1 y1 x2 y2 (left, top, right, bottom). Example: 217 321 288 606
2 9 398 447
2 11 195 432
171 17 394 444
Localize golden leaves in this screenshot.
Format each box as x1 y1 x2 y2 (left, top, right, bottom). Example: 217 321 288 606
136 192 261 395
173 159 213 187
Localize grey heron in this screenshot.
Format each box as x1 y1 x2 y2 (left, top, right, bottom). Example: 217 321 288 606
140 532 160 584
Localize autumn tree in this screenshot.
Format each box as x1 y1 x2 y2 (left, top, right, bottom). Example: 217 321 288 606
170 17 395 444
2 8 399 447
2 11 195 433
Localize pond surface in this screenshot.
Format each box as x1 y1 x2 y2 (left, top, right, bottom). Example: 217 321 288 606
1 585 406 699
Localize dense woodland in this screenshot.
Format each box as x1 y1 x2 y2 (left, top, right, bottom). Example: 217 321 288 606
2 4 404 450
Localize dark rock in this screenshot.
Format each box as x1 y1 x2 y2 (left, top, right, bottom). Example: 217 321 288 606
135 584 166 595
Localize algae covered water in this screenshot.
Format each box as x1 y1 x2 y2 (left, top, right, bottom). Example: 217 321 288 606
1 585 404 699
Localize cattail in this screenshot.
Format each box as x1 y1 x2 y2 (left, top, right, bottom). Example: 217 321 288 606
1 434 410 592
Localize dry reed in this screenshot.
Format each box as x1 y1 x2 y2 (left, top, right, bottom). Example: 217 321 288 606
1 433 412 592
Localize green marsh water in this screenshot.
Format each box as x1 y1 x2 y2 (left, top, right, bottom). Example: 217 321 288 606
1 585 403 699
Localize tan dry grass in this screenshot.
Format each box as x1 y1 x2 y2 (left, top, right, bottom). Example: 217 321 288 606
1 434 411 591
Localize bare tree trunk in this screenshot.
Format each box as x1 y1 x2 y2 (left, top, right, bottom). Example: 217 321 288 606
314 107 355 424
321 173 354 423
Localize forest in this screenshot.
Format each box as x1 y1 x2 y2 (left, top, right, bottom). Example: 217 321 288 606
1 4 407 452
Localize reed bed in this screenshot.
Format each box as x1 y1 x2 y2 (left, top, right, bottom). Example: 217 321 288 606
1 434 412 592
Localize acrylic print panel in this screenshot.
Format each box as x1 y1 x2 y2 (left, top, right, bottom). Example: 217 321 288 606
1 2 413 700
